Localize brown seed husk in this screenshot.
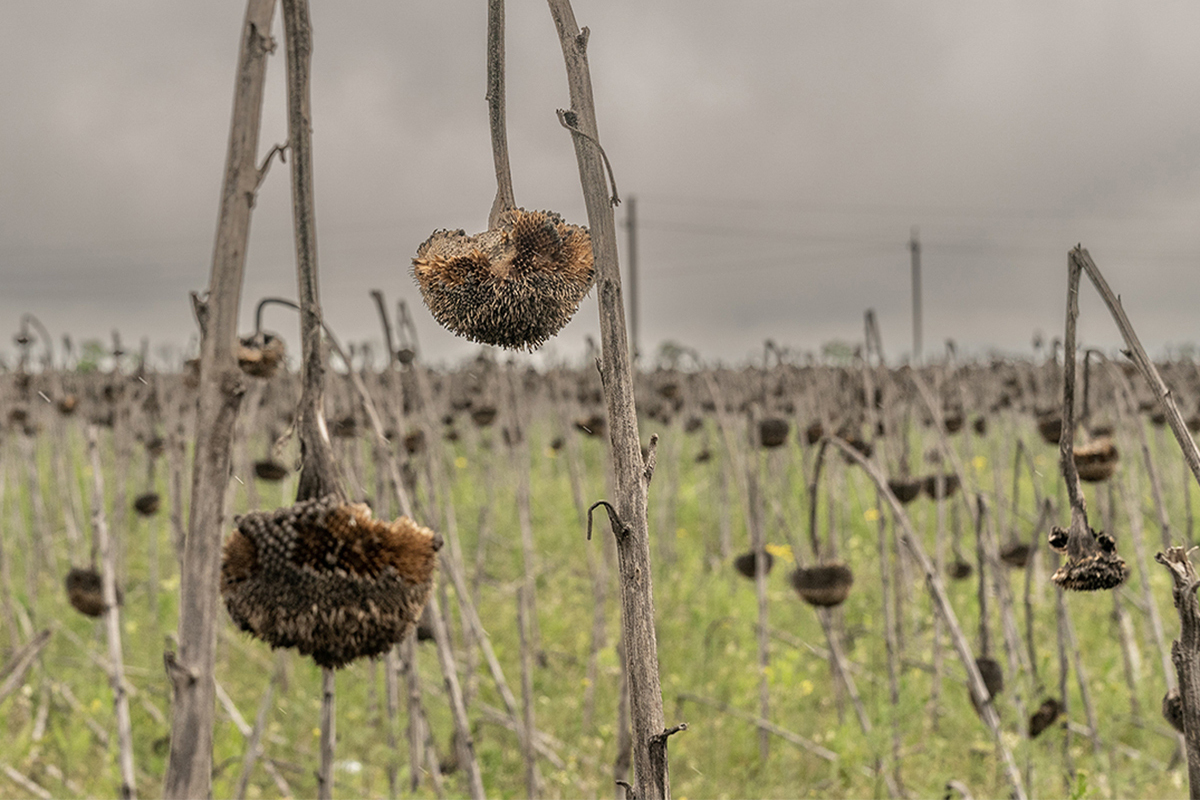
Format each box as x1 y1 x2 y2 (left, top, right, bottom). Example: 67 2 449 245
1036 412 1062 445
403 430 426 455
221 495 443 669
839 434 874 462
758 418 790 448
887 478 923 505
65 567 122 617
254 459 289 482
970 656 1005 713
1000 542 1032 568
790 564 854 607
976 657 1004 698
804 422 824 446
922 473 961 500
237 333 286 378
331 415 359 439
1051 549 1129 591
412 208 595 351
1029 698 1061 738
470 406 498 427
949 559 973 580
734 550 774 579
1163 688 1185 734
1073 438 1118 483
134 492 161 517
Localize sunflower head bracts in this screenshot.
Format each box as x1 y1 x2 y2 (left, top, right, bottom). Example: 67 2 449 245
412 208 594 350
221 495 442 668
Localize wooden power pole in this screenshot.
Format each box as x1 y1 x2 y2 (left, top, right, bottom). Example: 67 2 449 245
909 226 922 365
625 195 640 364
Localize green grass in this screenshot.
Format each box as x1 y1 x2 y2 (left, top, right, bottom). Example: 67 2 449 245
0 406 1196 799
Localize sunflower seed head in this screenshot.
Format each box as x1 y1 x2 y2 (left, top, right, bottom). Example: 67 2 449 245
412 209 595 351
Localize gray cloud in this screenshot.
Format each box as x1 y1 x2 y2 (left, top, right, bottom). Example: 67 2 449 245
3 1 1200 369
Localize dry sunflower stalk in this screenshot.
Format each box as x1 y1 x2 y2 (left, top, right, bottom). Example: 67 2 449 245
412 208 595 350
1049 249 1128 592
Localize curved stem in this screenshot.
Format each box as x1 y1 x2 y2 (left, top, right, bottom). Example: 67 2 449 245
253 296 291 336
163 1 273 795
487 0 515 228
807 439 830 560
250 296 338 343
369 290 397 370
547 4 668 798
1059 254 1091 556
20 313 54 369
281 0 341 502
396 300 420 359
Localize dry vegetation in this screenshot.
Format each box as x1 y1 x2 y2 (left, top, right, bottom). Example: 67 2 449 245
2 343 1200 798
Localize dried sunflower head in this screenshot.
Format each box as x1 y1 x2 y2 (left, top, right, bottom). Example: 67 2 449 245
221 496 442 669
412 209 595 351
1073 438 1119 483
1050 522 1128 591
237 331 286 378
790 563 854 607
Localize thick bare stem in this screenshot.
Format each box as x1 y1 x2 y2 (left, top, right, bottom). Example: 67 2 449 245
164 3 274 795
1156 547 1200 799
317 668 335 800
370 290 399 371
1059 254 1088 535
547 4 675 799
281 0 341 503
89 426 137 799
487 0 515 227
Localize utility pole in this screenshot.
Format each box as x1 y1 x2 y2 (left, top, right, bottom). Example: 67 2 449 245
910 226 922 365
625 195 640 365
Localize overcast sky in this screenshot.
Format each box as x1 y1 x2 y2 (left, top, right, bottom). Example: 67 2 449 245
3 1 1200 369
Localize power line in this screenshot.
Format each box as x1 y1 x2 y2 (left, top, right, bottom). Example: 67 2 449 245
638 190 1200 224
